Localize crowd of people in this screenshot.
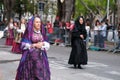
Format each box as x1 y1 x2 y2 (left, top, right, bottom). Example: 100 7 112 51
3 15 120 51
5 18 26 53
93 20 107 49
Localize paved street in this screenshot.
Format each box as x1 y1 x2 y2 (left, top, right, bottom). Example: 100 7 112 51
0 38 120 80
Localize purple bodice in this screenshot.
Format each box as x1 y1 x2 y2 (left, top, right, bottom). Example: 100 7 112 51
31 31 43 43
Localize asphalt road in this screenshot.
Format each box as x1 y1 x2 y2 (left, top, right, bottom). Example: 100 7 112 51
0 38 120 80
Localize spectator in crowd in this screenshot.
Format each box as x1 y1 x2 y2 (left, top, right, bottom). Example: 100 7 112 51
98 21 107 48
53 16 61 45
46 21 53 42
67 20 75 46
58 21 65 46
93 20 101 47
85 20 91 49
115 23 120 49
53 16 60 39
105 19 111 40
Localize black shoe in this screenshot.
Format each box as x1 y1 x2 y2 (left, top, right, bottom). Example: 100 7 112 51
74 64 77 68
78 65 83 69
115 47 119 49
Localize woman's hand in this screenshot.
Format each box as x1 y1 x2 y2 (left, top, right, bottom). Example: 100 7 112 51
36 42 44 48
31 42 44 49
31 43 37 48
80 35 84 39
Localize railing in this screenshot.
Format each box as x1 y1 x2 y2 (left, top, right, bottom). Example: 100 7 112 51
90 29 119 53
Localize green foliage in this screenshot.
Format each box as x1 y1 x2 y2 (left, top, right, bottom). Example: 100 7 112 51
23 0 34 13
75 0 85 19
75 0 115 19
14 0 34 14
14 0 21 13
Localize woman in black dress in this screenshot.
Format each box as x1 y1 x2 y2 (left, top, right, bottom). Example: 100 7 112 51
68 16 88 69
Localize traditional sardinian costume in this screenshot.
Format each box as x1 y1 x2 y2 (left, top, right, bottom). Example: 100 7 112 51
15 17 50 80
11 25 23 53
68 16 88 66
5 23 14 46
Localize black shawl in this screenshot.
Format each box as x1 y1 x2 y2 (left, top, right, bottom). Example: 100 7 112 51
71 16 87 40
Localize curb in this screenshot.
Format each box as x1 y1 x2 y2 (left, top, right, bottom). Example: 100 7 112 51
0 45 11 48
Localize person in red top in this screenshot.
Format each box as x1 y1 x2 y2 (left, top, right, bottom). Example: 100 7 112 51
46 21 53 42
65 20 75 46
47 21 53 34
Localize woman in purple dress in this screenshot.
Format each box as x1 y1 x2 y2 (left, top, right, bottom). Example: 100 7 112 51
15 16 50 80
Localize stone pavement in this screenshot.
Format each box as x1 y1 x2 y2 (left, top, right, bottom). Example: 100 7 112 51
0 38 21 80
0 38 120 80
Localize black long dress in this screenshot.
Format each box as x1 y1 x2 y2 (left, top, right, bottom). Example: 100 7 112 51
68 18 88 65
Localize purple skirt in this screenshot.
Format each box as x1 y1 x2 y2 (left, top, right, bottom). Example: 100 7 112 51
15 49 50 80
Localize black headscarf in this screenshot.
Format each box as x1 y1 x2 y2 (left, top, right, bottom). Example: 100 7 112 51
72 16 87 39
74 16 85 31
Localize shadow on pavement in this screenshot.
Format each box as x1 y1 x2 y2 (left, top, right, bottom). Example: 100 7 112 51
0 59 20 64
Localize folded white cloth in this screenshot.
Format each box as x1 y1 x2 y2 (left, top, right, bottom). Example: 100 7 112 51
41 41 50 50
24 43 31 50
17 29 24 33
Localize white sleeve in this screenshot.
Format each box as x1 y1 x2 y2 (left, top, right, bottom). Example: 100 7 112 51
41 41 50 50
23 43 31 50
4 26 8 31
21 25 26 33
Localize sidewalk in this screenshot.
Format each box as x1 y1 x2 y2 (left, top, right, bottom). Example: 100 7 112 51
0 38 21 59
0 38 11 48
0 38 5 45
0 38 21 80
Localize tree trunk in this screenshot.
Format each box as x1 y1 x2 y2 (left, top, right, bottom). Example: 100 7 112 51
3 0 15 22
64 0 75 22
57 0 63 21
117 0 120 23
57 0 75 22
